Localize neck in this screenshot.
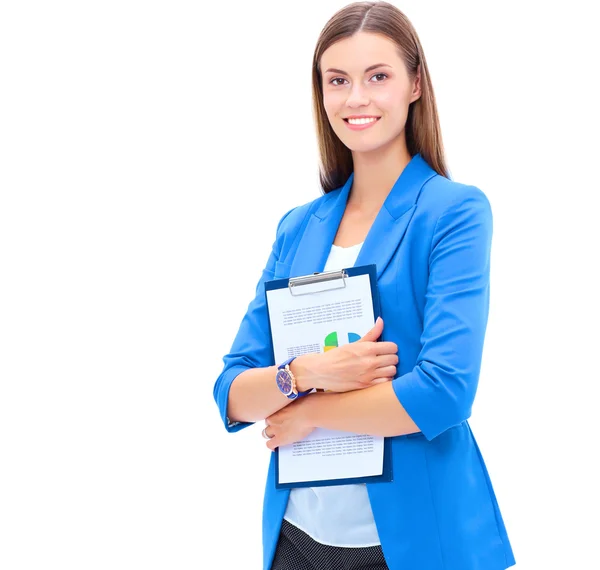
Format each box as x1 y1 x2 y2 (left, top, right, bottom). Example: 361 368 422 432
348 135 412 211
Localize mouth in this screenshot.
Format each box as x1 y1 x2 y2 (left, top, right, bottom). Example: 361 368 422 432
343 116 381 131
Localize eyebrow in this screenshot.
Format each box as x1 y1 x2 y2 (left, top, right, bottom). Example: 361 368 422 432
324 63 392 75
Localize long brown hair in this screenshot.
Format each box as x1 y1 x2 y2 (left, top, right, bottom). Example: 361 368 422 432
312 1 449 193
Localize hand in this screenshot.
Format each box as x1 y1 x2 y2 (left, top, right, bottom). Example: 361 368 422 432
263 395 317 451
293 317 398 393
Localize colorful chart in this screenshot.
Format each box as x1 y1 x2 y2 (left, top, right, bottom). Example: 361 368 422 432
323 331 361 352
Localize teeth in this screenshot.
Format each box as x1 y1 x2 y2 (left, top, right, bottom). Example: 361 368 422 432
347 117 378 125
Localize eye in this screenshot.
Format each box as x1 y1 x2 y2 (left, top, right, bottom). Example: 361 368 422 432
329 77 348 86
370 73 388 83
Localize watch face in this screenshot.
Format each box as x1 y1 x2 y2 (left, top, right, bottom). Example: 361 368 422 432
276 369 293 395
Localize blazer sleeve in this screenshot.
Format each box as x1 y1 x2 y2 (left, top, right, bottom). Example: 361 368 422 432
213 208 295 433
392 187 493 441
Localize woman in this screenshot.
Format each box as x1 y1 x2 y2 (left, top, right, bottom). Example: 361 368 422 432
213 2 516 569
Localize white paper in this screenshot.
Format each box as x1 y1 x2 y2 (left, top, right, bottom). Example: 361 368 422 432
265 269 384 485
278 428 384 484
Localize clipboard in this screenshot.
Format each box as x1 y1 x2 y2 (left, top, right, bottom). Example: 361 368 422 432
264 263 393 489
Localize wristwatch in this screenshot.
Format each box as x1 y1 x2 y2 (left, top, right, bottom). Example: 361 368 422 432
275 357 311 400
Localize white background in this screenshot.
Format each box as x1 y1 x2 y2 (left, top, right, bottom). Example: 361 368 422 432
1 1 598 568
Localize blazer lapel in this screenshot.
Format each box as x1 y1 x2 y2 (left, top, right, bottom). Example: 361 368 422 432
355 153 438 279
289 173 353 277
290 154 437 279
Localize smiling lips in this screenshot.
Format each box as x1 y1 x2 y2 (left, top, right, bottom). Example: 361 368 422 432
343 116 381 131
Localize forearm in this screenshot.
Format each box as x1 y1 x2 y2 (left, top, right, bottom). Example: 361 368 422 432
227 356 315 423
227 365 293 423
307 381 421 437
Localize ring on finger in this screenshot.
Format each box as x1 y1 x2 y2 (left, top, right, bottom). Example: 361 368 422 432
262 427 274 440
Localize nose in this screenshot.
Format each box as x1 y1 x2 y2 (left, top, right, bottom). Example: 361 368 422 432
346 82 370 108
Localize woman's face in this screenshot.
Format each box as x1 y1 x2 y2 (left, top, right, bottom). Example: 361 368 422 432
320 32 421 154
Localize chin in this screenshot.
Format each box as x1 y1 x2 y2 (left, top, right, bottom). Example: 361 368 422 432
342 139 389 154
345 130 406 155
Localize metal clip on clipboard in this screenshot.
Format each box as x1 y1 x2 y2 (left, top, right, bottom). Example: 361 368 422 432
288 269 348 296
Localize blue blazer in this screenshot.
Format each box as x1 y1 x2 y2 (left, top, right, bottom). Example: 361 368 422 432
213 154 516 570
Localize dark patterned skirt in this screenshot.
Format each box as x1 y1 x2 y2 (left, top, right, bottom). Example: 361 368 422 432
271 519 389 570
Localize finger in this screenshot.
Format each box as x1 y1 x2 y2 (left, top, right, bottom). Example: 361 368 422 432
373 341 398 355
374 365 396 378
375 354 398 367
371 376 393 385
357 316 383 343
267 437 279 451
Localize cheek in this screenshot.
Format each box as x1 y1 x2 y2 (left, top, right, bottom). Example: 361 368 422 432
322 90 345 115
377 92 412 127
373 87 406 111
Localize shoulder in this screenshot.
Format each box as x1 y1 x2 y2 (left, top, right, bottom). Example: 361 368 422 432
275 189 340 236
419 174 492 220
268 189 339 258
417 176 493 252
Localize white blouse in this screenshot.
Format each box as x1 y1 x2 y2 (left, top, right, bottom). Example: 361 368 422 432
283 241 381 547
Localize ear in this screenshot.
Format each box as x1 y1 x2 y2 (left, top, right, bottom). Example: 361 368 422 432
410 64 422 103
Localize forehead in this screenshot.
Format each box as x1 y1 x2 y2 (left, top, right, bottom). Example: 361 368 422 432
320 32 401 72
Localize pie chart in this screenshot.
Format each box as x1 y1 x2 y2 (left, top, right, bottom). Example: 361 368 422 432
323 331 361 352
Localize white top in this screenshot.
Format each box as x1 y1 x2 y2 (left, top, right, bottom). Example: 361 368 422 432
283 241 381 547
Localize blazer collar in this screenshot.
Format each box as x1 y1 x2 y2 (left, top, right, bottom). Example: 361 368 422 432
290 153 438 279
